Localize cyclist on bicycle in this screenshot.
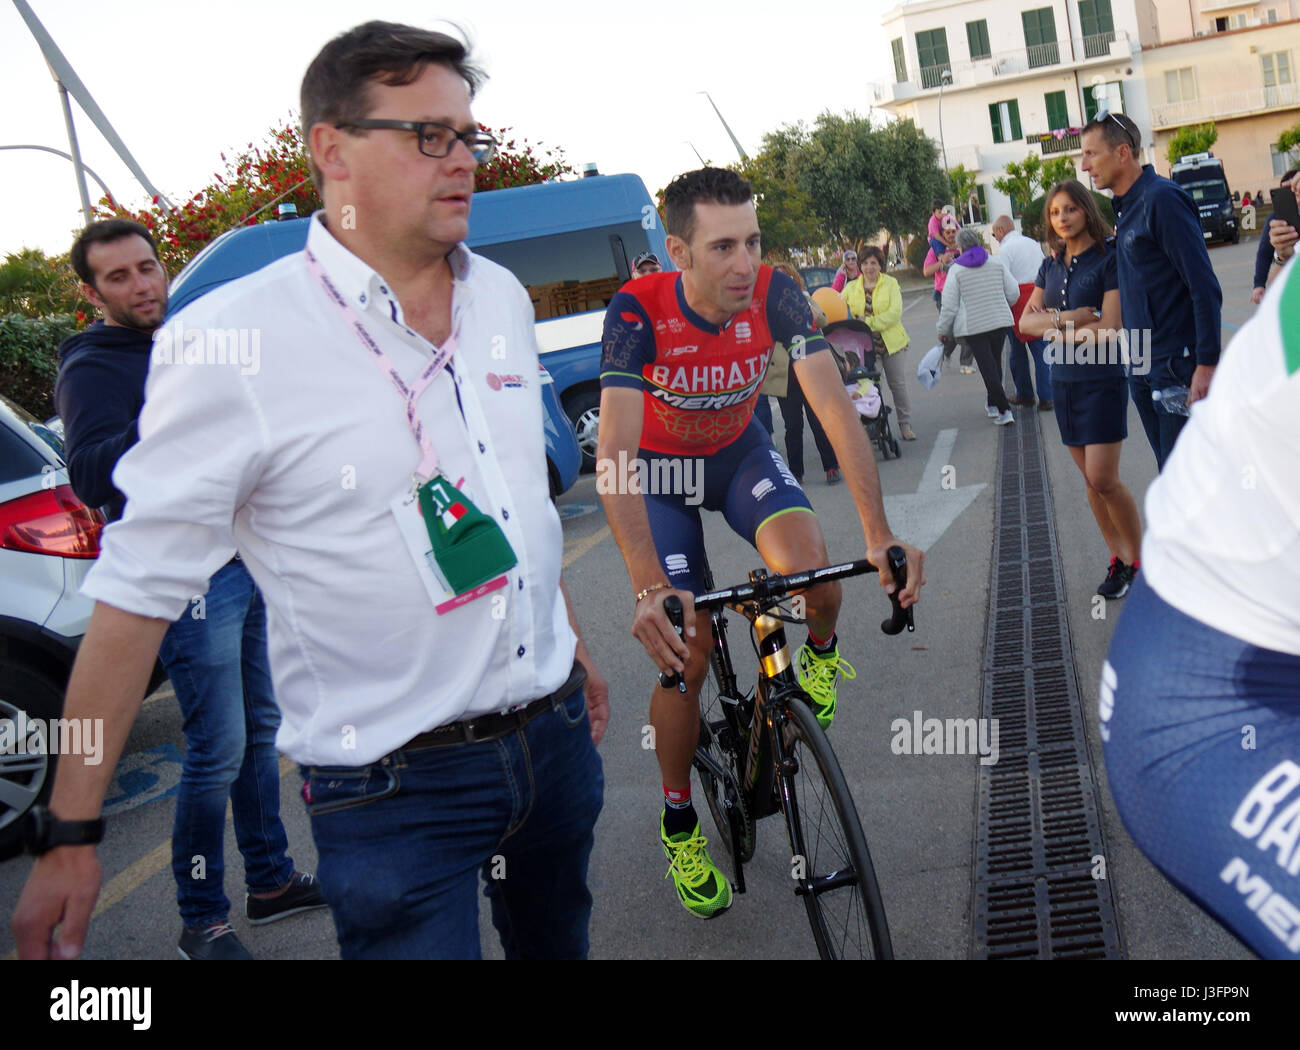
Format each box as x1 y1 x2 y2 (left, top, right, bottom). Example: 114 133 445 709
598 168 925 920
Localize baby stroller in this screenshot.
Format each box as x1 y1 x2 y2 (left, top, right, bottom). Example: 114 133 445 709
810 292 901 460
832 344 901 460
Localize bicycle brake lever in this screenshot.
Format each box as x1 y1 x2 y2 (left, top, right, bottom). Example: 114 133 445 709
658 594 688 693
880 545 915 635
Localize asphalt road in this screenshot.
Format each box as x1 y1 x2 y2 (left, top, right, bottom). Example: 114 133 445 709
0 237 1266 961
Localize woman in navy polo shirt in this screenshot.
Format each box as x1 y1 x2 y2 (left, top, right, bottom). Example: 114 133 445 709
1020 180 1143 600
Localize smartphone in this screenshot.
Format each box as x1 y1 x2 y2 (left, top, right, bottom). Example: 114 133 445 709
1272 186 1300 232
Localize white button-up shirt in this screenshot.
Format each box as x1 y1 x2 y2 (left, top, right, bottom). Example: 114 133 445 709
996 229 1047 284
83 214 576 765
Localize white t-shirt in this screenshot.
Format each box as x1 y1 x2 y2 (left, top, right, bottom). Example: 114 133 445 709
996 229 1046 285
1142 260 1300 655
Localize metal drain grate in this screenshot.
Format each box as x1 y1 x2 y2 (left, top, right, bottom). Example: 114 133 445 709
971 412 1123 959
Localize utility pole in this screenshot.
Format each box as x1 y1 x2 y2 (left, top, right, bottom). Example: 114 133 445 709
699 92 748 163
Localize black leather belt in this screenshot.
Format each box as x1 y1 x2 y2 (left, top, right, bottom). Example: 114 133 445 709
402 660 587 750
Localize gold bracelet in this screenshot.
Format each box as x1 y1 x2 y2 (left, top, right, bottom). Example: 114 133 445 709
635 583 670 603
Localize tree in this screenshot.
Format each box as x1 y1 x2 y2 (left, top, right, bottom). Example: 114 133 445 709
473 127 574 191
0 249 91 319
1276 122 1300 163
948 164 979 223
733 154 823 260
992 153 1045 216
1166 122 1218 165
1041 155 1078 189
784 112 946 254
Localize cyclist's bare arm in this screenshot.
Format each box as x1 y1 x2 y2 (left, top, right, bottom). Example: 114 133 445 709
12 602 171 959
595 386 695 672
794 351 925 607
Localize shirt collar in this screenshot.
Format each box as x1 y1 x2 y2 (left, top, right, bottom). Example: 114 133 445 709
305 211 473 313
1113 164 1156 212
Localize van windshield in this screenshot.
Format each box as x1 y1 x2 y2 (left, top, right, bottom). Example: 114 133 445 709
475 221 654 321
1179 179 1228 203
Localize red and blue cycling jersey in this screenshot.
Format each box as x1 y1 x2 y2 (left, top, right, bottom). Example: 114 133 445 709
600 266 828 456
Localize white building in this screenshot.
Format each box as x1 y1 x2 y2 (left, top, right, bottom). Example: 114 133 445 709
872 0 1153 221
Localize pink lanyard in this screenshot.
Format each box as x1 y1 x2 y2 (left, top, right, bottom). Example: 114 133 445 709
305 248 456 481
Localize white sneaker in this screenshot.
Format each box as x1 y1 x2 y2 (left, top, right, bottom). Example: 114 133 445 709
986 405 1000 418
993 410 1016 426
960 366 977 374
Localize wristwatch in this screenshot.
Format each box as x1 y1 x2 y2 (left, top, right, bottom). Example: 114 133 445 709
22 806 104 855
1276 251 1290 267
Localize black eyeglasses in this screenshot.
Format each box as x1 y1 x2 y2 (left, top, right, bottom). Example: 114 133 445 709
1105 112 1137 152
334 120 497 162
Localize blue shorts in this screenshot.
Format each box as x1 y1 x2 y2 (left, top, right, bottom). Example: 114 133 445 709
643 420 814 594
1101 575 1300 959
1052 375 1128 446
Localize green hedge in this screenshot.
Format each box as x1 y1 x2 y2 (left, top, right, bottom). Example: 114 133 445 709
0 313 77 419
905 235 929 272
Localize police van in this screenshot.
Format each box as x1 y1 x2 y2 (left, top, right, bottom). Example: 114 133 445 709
1170 152 1239 245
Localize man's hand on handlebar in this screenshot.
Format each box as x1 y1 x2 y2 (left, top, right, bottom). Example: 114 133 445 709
632 586 696 676
868 538 926 609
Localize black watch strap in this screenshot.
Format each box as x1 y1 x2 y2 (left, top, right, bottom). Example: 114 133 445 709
23 806 104 856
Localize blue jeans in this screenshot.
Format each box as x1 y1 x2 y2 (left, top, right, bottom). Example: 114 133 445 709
160 559 294 929
301 687 604 959
1007 332 1051 401
1129 352 1196 471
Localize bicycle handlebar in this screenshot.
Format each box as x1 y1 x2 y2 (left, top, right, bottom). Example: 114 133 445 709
688 546 915 634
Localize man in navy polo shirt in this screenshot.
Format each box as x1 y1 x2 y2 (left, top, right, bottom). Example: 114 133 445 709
1080 111 1222 471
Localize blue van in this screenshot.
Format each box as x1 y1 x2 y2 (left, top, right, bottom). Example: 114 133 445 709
170 173 669 477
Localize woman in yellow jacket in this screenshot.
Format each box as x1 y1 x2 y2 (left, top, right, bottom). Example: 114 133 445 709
841 245 916 440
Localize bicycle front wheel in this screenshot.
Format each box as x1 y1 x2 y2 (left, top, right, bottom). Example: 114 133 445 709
780 697 893 959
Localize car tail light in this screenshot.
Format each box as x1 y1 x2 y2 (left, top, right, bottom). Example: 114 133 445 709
0 484 105 558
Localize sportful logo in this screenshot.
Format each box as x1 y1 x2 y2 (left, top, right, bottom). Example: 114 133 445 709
752 479 776 500
734 322 752 341
665 554 690 574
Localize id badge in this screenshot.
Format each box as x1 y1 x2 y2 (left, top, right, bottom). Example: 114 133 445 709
389 475 514 615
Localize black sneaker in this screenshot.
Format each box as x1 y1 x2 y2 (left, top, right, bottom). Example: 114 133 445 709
246 872 328 926
177 921 253 960
1096 558 1135 599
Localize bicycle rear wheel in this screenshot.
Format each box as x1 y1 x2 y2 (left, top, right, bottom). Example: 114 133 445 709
780 697 893 959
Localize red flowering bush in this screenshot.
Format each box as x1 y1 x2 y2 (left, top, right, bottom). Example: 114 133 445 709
473 125 573 191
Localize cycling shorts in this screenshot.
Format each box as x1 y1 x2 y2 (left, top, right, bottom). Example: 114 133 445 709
642 419 815 595
1101 574 1300 959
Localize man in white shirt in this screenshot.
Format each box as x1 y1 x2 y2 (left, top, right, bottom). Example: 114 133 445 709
14 20 608 961
992 215 1050 409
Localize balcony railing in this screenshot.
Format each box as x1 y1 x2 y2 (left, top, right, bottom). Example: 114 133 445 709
1027 41 1061 69
1027 130 1082 154
873 31 1131 103
1150 81 1300 127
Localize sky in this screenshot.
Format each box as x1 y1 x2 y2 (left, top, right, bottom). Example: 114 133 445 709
1 0 899 257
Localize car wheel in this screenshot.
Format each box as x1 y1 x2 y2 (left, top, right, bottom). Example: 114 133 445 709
0 663 65 860
565 388 601 474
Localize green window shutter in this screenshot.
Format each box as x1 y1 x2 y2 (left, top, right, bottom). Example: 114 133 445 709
966 20 991 60
1045 90 1069 130
916 28 951 87
976 184 989 224
1010 100 1023 140
1023 8 1060 67
1084 87 1100 122
990 102 1003 143
891 37 907 82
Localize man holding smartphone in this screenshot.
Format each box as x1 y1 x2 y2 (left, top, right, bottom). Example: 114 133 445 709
1267 173 1300 287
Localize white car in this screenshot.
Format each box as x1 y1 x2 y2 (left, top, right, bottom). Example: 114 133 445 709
0 393 104 858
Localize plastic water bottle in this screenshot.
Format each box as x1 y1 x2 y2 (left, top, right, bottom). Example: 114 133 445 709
1152 386 1190 416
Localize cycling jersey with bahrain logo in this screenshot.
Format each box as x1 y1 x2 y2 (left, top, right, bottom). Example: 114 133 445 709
601 266 828 455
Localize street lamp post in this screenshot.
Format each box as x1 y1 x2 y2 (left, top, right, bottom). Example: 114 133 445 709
937 68 953 198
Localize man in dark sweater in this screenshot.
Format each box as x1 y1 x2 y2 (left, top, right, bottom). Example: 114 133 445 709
54 220 323 960
1081 112 1223 471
